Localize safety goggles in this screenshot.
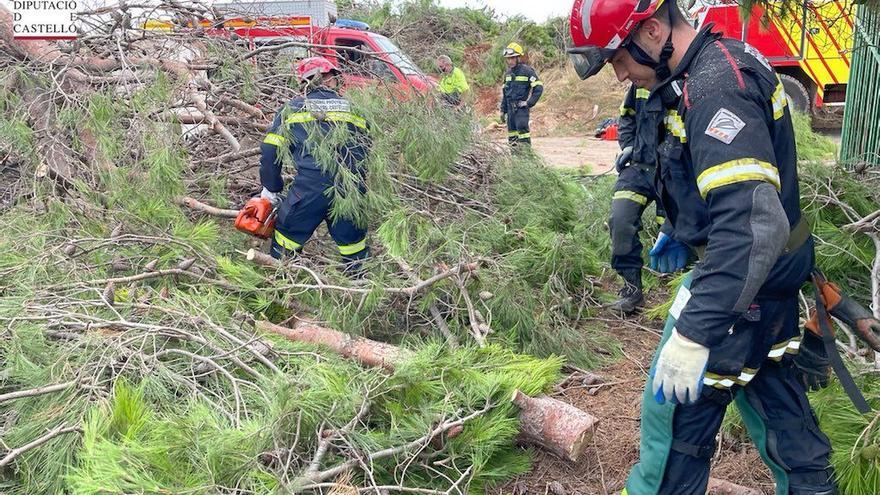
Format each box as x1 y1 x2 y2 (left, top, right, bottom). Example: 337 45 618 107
566 45 616 80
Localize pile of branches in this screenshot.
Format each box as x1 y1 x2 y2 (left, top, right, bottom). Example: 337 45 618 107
0 2 617 493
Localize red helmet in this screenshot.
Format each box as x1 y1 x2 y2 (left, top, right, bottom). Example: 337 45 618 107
295 56 339 82
568 0 665 79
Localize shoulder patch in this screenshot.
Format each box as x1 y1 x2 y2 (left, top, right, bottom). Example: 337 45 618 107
744 43 772 72
705 108 745 145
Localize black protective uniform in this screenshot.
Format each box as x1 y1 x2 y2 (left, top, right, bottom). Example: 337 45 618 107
500 62 543 145
611 85 666 290
260 88 371 265
625 27 835 495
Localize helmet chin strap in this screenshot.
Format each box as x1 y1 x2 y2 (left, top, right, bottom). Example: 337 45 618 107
624 5 676 81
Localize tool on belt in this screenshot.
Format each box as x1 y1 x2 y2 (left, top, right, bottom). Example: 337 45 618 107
234 197 277 239
806 269 880 413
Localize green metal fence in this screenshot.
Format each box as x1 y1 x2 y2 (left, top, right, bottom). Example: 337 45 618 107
840 4 880 167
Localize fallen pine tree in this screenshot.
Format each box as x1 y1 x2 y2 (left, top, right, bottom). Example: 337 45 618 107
257 319 600 462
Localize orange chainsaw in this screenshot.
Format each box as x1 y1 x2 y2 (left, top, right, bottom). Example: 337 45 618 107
804 269 880 413
234 197 276 239
805 270 880 352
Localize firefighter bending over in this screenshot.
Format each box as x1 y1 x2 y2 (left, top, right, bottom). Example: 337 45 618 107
609 83 688 314
259 57 371 273
569 0 836 493
436 55 470 106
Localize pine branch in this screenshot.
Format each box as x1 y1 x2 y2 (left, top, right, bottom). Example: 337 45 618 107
302 401 494 486
0 424 82 468
0 380 79 405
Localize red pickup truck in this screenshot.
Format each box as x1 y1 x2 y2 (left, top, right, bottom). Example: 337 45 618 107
195 16 436 97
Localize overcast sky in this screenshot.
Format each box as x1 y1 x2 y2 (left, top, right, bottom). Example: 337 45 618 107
436 0 573 22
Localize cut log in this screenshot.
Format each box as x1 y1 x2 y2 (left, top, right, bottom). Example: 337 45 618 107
256 320 412 371
258 320 599 461
707 478 762 495
246 248 280 268
510 389 599 462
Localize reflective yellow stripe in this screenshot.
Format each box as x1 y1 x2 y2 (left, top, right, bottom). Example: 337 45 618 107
514 75 530 81
508 131 520 137
325 111 367 129
771 79 788 120
263 132 286 146
517 132 530 139
768 337 801 361
621 490 628 495
531 80 543 88
285 112 313 124
620 105 636 117
274 230 302 250
504 76 512 81
656 216 665 225
636 88 650 99
338 238 366 255
696 158 781 198
285 111 368 130
704 367 760 388
664 110 687 143
613 190 647 205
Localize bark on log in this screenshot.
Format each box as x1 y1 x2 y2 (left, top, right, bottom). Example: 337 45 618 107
707 478 761 495
258 320 599 461
510 389 599 462
174 196 239 218
257 320 412 371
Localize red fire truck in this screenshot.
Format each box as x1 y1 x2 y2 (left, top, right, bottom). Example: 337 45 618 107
146 15 435 97
693 0 852 122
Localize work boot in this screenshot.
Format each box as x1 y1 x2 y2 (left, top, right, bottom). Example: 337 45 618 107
609 271 643 314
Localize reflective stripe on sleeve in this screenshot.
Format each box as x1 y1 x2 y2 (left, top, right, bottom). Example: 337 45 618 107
620 104 636 117
612 190 648 205
771 79 788 120
696 158 781 198
636 88 650 99
531 80 543 88
767 337 801 361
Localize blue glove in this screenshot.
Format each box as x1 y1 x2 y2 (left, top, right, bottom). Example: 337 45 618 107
614 146 633 173
649 232 688 273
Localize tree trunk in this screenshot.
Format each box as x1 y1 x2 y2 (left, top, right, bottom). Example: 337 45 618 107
510 389 599 462
256 320 412 371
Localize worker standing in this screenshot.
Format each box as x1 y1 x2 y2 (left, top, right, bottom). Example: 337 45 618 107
259 57 371 273
609 83 688 314
569 1 836 494
436 54 470 106
500 42 543 146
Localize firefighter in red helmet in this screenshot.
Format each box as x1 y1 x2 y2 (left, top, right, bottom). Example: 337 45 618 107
569 1 836 494
259 57 371 273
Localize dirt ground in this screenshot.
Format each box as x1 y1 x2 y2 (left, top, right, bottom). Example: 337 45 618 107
483 129 619 173
492 310 774 495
